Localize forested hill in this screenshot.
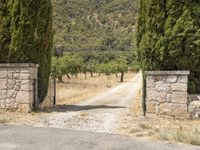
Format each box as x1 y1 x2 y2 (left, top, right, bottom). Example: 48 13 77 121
52 0 137 54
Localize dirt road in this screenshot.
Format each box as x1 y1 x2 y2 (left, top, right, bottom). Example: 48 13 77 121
27 73 142 134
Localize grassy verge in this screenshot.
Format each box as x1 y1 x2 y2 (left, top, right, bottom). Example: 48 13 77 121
119 89 200 146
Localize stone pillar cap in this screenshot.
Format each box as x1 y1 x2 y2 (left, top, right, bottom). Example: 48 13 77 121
145 70 190 75
0 63 39 68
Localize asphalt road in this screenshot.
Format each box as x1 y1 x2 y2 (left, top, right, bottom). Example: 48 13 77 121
0 125 199 150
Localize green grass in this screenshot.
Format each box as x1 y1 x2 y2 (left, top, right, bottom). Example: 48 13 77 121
0 116 11 124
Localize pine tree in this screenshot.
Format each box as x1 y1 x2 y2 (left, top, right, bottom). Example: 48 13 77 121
137 0 200 93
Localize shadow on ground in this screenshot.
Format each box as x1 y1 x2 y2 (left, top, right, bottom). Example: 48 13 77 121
51 104 125 112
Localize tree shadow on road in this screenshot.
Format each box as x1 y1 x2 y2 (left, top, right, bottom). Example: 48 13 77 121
51 105 125 112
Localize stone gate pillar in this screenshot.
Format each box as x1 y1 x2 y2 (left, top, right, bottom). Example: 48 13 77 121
145 71 190 117
0 63 39 112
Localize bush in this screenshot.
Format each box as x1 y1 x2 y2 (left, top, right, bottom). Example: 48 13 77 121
136 0 200 93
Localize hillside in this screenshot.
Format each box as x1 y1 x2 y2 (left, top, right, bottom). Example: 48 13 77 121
52 0 137 54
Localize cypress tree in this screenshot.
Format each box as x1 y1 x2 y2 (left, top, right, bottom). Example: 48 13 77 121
0 0 53 102
137 0 200 93
0 0 11 62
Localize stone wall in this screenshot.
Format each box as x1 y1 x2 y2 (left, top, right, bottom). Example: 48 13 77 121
0 63 38 112
145 71 190 117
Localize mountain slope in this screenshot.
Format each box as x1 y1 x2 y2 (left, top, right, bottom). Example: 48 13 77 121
52 0 137 54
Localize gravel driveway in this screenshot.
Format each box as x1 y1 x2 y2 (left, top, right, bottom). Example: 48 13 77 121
27 73 142 134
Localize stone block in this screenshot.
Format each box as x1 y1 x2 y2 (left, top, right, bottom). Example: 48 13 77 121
7 72 13 78
15 69 20 73
7 79 16 90
177 76 188 83
147 101 156 113
13 73 20 79
18 104 32 112
155 76 166 82
21 80 33 91
159 103 187 117
171 92 188 104
14 85 20 91
155 81 170 92
0 102 6 109
156 92 167 103
0 90 7 99
146 79 155 88
166 76 177 83
16 91 30 103
7 90 15 99
0 79 7 90
16 80 21 86
21 84 32 91
20 69 29 73
0 71 7 78
146 88 157 101
21 68 35 74
5 102 17 111
20 73 30 80
5 98 15 103
167 94 172 102
171 83 187 92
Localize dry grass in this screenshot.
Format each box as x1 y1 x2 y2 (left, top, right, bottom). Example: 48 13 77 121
119 87 200 146
0 112 45 125
56 72 135 105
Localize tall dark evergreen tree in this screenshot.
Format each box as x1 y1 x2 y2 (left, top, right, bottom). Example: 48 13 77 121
136 0 200 93
0 0 11 62
0 0 53 102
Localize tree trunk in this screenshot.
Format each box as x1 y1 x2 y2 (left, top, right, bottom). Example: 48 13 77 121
66 74 71 79
90 71 93 77
75 73 78 78
58 76 63 83
120 72 124 82
115 73 118 78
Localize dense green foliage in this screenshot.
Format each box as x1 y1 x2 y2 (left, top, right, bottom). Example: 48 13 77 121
0 1 53 101
52 0 137 54
51 54 84 82
136 0 200 93
0 0 10 62
51 53 133 82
